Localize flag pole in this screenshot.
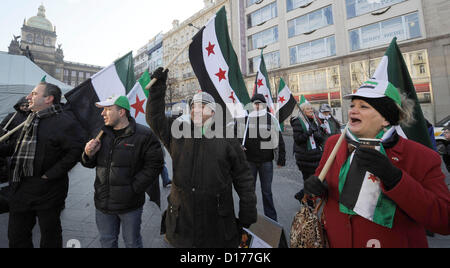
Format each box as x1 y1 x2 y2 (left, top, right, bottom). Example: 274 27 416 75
318 123 349 182
0 121 25 144
145 40 193 91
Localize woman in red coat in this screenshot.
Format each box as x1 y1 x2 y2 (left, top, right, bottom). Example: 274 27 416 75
305 79 450 248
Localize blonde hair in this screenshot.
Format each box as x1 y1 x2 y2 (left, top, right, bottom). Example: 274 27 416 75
397 94 416 127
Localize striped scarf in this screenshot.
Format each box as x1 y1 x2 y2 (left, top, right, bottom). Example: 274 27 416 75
11 105 62 183
338 127 397 229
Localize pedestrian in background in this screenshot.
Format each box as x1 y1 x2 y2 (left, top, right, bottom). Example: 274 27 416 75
305 79 450 248
317 103 341 138
291 102 326 203
0 97 30 183
147 67 257 248
443 126 450 172
82 95 163 248
0 82 84 248
242 94 286 222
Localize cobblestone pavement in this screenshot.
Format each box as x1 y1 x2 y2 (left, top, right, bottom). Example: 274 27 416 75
0 134 448 248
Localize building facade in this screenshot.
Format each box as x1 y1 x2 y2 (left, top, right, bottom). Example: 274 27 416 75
8 4 102 87
232 0 450 123
134 44 149 79
147 32 164 74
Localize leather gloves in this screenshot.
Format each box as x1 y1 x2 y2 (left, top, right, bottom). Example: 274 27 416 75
304 175 328 197
354 147 403 191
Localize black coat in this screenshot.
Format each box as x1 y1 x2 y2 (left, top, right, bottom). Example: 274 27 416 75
291 115 326 178
0 97 30 144
243 113 286 166
81 119 164 214
0 111 85 212
147 81 257 248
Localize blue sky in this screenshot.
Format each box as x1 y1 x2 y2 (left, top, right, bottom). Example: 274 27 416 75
0 0 205 66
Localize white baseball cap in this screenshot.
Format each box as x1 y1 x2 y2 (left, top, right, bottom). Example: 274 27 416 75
95 95 131 111
344 79 402 106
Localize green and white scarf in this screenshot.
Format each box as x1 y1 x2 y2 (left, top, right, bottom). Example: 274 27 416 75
338 127 397 229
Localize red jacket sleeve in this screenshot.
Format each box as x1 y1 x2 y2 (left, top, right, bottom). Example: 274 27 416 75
384 143 450 235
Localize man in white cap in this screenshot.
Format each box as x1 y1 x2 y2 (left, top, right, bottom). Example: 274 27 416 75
318 103 341 138
82 95 163 248
146 67 257 248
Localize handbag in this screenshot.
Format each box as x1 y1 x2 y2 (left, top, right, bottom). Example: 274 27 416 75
290 196 328 248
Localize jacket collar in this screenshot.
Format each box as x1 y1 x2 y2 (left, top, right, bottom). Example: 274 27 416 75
102 117 136 138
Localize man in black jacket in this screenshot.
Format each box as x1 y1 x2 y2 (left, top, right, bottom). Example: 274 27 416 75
0 82 85 248
147 68 257 248
242 94 285 222
82 95 163 248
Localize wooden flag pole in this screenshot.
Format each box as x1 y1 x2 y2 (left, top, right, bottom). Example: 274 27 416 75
145 40 193 91
0 121 25 143
318 123 350 182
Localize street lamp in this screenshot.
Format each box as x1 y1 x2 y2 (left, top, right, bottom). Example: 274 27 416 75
188 23 201 30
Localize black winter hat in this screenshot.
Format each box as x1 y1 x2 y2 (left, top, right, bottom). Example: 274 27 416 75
251 94 267 104
352 96 401 126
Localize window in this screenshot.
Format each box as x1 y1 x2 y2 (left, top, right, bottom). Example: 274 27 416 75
346 0 406 19
247 2 278 28
288 5 333 38
248 26 278 51
286 0 314 12
248 51 280 74
26 34 33 43
349 12 421 51
288 66 342 107
290 36 336 65
247 0 262 8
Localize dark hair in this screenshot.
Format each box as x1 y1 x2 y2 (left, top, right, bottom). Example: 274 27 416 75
113 105 132 120
40 82 62 105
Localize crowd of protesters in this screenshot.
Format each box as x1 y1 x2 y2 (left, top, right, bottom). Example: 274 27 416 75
0 68 449 248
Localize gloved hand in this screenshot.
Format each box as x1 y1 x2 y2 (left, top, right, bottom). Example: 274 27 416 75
304 176 328 197
151 67 169 87
354 147 403 191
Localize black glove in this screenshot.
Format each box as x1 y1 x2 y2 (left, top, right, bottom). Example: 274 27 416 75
304 176 328 197
151 67 169 87
354 147 402 191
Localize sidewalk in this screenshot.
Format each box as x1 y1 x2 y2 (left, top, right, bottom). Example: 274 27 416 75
0 135 448 248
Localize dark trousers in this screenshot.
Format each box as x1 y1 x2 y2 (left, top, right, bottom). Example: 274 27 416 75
248 161 277 222
8 208 63 248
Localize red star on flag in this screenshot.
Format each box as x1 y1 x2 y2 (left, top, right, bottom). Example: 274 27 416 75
229 91 236 103
368 174 379 183
206 42 215 56
216 68 227 82
278 96 286 104
257 79 264 88
131 95 145 118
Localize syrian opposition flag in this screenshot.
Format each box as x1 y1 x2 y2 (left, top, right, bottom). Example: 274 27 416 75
295 95 317 150
189 6 250 119
64 52 136 137
372 37 433 149
276 78 297 123
253 51 275 114
127 71 150 126
339 127 397 229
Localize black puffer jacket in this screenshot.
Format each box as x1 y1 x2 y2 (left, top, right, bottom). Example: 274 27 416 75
291 115 326 178
243 112 286 166
0 111 85 212
147 73 257 248
81 119 163 214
